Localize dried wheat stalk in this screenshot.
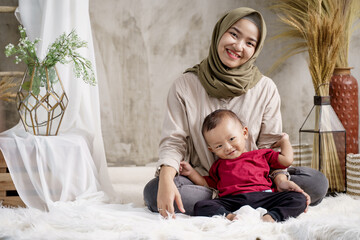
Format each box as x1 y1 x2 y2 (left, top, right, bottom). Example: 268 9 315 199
0 76 18 102
269 0 360 71
271 0 346 191
306 5 342 95
336 0 360 67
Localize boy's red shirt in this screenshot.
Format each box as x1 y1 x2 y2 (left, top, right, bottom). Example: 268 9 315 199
204 149 286 197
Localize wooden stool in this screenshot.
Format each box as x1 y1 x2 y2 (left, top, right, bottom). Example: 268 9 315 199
0 150 26 207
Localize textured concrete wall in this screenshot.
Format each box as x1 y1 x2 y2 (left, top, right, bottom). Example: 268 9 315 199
90 0 272 166
1 1 359 166
89 0 360 166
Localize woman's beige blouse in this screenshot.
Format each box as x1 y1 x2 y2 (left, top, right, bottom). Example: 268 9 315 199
156 72 282 176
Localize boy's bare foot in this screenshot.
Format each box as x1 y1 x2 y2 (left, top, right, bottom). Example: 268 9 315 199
226 213 238 221
262 214 275 222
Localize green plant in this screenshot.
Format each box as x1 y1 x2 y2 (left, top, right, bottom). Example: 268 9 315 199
5 25 96 95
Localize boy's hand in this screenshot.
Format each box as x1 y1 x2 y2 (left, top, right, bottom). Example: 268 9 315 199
180 161 208 188
271 133 289 148
179 161 193 176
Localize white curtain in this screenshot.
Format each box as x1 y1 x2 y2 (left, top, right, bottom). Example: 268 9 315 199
0 0 115 210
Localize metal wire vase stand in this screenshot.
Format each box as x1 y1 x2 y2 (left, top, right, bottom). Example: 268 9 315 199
17 65 68 136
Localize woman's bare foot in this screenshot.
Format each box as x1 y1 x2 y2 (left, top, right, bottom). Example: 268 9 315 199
262 214 275 222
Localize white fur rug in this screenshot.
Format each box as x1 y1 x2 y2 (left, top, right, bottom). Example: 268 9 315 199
1 193 359 240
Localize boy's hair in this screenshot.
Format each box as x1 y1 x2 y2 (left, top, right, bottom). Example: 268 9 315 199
202 109 243 135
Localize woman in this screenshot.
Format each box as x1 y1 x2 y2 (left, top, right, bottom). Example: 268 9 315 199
143 7 328 218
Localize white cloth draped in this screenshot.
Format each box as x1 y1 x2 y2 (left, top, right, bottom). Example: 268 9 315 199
0 0 115 209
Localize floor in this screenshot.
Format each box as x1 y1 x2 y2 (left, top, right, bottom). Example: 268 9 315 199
108 166 155 207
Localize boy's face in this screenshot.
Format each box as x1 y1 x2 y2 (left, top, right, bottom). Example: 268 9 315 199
204 116 248 159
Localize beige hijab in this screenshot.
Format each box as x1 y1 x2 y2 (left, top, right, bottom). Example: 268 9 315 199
185 7 267 99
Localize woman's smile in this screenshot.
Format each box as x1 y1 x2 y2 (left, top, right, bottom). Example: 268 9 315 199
226 49 241 59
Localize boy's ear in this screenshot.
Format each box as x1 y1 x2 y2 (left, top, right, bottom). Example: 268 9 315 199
207 146 214 152
243 126 249 138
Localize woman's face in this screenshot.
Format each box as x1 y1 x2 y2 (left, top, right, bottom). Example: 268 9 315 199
217 18 260 69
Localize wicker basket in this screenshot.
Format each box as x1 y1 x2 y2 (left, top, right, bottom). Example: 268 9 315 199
346 154 360 196
291 144 312 167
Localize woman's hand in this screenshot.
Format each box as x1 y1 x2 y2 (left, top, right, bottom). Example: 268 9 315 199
157 166 185 218
276 179 311 213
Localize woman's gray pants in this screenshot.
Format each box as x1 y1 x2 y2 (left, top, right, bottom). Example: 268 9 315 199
143 166 329 216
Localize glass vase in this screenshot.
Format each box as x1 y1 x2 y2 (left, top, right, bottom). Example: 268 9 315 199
299 96 346 192
16 65 68 136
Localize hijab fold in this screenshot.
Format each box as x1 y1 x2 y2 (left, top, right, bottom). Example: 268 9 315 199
185 7 267 99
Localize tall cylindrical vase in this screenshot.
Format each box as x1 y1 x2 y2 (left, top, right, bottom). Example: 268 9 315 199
330 67 359 156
